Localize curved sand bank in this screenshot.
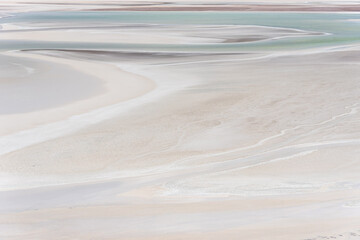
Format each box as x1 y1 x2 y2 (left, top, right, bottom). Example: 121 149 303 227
0 51 155 136
0 53 103 115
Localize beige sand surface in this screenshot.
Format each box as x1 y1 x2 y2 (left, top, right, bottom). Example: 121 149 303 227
0 52 155 136
1 2 360 240
1 47 360 239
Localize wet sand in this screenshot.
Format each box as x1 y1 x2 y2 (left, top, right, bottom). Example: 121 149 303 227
0 23 321 44
1 1 360 240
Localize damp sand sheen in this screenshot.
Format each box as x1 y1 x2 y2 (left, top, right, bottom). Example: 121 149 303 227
1 1 360 239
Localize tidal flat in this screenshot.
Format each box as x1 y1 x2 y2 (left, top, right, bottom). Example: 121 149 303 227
1 1 360 239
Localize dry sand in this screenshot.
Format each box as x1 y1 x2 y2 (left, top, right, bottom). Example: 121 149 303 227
0 2 360 240
1 47 360 239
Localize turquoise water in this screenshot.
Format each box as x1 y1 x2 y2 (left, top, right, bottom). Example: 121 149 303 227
1 11 360 52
